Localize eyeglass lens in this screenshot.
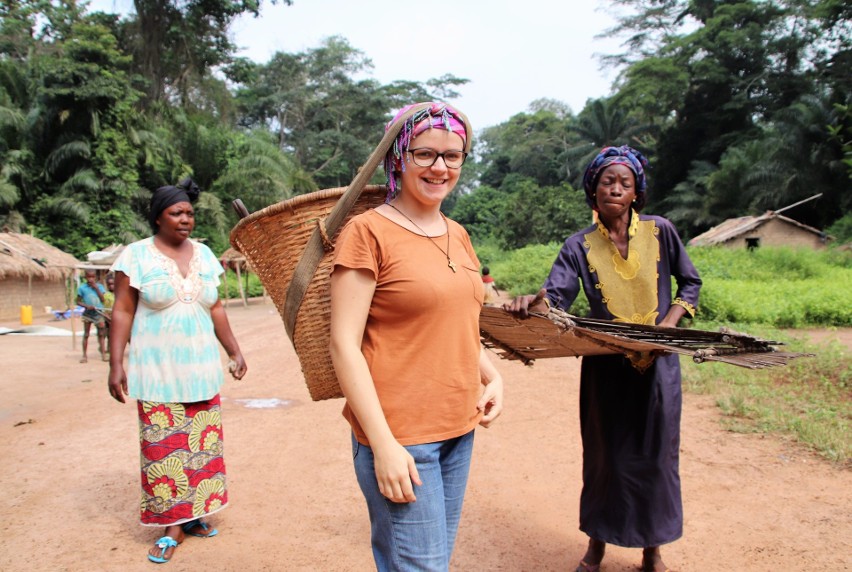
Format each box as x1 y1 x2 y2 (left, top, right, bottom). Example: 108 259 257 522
409 148 466 168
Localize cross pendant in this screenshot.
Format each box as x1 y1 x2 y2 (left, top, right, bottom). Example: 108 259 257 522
448 259 457 273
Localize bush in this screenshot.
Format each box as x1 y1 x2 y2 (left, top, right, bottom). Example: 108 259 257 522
218 269 265 299
826 213 852 244
472 240 591 316
692 248 852 327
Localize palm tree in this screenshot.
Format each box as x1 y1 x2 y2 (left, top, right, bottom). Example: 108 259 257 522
564 98 655 187
213 129 315 215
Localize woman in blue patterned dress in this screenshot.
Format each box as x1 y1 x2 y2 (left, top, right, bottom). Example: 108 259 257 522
108 178 247 564
506 146 701 572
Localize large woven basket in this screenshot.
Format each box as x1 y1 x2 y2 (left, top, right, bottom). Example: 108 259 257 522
228 103 473 401
230 185 387 400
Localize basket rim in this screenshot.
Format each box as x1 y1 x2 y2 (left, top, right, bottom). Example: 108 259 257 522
230 184 387 237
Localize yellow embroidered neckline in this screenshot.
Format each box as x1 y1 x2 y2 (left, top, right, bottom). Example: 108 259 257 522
594 210 640 279
595 209 639 240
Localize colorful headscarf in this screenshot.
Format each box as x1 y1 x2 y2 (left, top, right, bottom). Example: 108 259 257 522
148 177 200 232
383 102 469 201
582 145 649 211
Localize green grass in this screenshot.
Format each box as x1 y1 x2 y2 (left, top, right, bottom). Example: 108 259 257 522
683 321 851 464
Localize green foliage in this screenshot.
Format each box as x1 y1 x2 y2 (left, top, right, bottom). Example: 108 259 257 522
566 98 655 188
496 177 591 249
479 108 574 188
451 185 507 242
235 36 468 190
684 247 852 327
826 213 852 244
217 269 266 299
682 330 851 463
473 241 592 316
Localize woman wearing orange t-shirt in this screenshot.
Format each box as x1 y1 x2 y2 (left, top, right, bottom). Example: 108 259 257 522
330 102 504 571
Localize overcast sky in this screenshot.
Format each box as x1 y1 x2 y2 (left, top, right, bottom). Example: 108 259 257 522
89 0 625 130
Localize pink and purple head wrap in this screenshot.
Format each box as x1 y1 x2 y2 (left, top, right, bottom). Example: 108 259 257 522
582 145 649 211
383 102 469 201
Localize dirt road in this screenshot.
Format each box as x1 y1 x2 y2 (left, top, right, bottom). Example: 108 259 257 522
1 301 849 571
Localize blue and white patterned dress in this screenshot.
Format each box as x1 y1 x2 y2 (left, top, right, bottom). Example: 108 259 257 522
111 237 225 403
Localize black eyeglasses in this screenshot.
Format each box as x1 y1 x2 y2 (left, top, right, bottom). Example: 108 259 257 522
407 148 467 169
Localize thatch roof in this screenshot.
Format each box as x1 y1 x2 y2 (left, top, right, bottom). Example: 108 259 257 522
220 247 253 272
688 212 829 247
0 232 80 281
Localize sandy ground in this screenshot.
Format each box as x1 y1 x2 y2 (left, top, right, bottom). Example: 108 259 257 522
1 300 850 572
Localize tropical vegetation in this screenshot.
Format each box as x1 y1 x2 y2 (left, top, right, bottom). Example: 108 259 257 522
0 0 848 259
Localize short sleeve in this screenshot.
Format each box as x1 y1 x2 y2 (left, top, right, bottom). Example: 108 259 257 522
332 215 380 279
198 243 224 287
111 243 143 289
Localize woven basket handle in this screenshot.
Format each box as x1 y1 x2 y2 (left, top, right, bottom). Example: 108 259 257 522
282 103 472 340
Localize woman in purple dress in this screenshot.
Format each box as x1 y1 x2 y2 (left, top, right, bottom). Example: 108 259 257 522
506 146 701 572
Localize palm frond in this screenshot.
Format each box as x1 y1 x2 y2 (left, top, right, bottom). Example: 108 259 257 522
0 210 26 232
58 169 100 195
0 179 20 207
45 140 91 179
39 196 90 222
0 104 25 131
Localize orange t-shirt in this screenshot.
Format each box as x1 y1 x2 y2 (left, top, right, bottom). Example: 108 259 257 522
332 209 484 446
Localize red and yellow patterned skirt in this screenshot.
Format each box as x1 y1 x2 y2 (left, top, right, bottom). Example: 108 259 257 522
137 395 228 526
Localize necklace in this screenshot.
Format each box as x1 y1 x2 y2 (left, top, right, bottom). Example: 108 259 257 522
387 203 457 272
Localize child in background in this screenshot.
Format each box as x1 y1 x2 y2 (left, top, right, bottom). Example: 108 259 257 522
76 269 107 363
482 266 499 305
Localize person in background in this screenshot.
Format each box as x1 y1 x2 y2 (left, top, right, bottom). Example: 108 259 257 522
108 178 247 564
481 266 499 305
103 273 115 308
77 269 106 363
505 146 701 572
102 273 116 352
329 102 504 571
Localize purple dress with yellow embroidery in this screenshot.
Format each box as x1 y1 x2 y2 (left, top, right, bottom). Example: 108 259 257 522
543 213 701 547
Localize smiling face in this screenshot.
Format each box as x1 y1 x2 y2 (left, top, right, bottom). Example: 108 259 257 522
397 128 464 208
156 201 195 242
594 163 637 221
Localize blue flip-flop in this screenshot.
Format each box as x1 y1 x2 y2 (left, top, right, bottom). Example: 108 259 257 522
148 536 179 564
181 520 218 538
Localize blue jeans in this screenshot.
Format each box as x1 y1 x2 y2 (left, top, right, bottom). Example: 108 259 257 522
352 430 475 572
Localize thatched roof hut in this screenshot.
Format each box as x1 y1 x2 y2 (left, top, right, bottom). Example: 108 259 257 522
219 247 253 272
0 233 80 320
219 247 260 307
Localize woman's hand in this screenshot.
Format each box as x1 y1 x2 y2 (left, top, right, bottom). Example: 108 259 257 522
478 375 504 428
372 440 422 503
107 364 128 403
228 353 247 380
503 288 549 318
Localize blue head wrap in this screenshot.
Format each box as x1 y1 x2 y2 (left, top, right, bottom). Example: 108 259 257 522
582 146 648 210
